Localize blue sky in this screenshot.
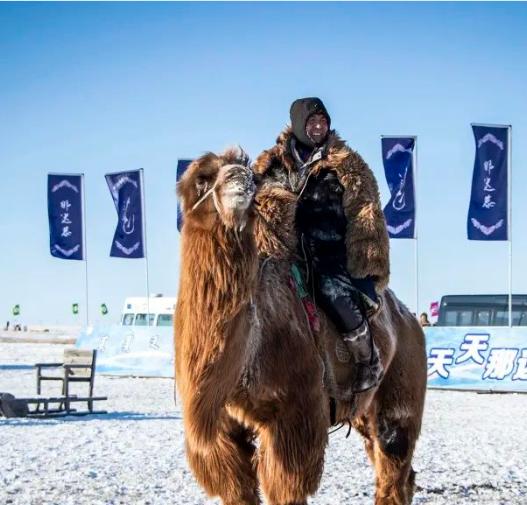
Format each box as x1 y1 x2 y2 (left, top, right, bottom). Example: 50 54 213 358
1 2 526 326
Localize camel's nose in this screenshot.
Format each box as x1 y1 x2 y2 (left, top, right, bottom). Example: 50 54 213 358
224 171 255 192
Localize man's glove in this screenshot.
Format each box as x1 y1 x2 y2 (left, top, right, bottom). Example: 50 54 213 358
356 290 381 318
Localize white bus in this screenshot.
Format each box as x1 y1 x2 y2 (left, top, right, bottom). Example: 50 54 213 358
121 296 176 327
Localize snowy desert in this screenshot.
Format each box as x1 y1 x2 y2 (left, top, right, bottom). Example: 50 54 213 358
1 341 526 505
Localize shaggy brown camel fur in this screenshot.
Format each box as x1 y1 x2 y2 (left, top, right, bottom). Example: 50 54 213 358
252 157 427 505
175 148 427 505
176 148 327 505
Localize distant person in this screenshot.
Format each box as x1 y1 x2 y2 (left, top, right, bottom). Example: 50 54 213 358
3 321 9 331
419 312 431 327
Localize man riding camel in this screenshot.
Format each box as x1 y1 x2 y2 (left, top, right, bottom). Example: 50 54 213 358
254 97 390 392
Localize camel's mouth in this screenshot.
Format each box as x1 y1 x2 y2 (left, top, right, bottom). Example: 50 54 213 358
221 184 254 211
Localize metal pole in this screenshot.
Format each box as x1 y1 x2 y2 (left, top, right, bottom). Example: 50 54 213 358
81 173 89 327
414 138 419 317
140 168 151 326
508 126 512 327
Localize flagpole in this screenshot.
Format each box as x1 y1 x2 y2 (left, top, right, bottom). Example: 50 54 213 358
140 168 151 326
81 173 89 327
471 123 511 326
414 138 419 318
380 135 419 315
508 126 512 328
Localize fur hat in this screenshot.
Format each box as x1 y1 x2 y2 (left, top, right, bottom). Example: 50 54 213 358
289 97 331 148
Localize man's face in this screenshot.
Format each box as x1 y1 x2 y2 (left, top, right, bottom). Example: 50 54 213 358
305 113 329 145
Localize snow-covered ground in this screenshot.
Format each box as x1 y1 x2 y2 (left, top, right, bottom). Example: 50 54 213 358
1 342 526 505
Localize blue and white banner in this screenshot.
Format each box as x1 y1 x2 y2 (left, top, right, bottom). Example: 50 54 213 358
381 137 416 239
48 174 84 260
176 159 192 232
76 324 173 377
105 170 144 258
467 124 509 241
425 326 527 392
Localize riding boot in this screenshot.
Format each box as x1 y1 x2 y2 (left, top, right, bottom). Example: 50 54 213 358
342 319 384 393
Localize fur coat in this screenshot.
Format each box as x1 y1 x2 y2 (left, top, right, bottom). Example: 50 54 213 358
253 127 390 291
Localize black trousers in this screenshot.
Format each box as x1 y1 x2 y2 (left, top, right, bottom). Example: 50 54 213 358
311 265 377 334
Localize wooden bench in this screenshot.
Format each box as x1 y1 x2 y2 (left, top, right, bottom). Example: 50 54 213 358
34 348 107 415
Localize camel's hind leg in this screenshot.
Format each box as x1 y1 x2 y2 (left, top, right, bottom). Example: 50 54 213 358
372 412 419 505
362 293 427 505
257 401 328 505
354 411 419 505
186 415 260 505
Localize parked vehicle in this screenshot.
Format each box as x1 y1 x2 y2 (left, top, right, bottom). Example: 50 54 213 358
121 295 176 327
436 294 527 326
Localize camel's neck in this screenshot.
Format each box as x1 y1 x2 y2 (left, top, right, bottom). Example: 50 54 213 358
179 224 258 321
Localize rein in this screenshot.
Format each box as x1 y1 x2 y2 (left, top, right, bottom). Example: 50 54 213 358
191 180 221 214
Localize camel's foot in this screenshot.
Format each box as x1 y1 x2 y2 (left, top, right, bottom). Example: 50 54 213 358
223 491 260 505
268 502 307 505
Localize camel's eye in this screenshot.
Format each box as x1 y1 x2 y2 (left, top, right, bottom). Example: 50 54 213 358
195 175 211 196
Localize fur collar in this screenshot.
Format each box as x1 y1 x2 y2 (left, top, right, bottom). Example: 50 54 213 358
254 126 357 184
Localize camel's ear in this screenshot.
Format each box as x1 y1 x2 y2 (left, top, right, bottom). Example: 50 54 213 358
176 178 189 203
176 164 196 212
176 180 188 215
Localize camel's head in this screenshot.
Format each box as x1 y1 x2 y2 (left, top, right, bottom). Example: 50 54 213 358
177 147 256 231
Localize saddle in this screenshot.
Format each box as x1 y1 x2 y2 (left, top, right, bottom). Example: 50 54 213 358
288 264 358 406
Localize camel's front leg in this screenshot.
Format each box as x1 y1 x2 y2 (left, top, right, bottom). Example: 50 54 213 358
185 414 260 505
256 391 328 505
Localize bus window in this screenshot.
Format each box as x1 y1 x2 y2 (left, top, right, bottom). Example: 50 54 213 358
516 312 527 326
122 313 135 326
458 310 473 326
156 314 173 327
494 310 509 326
443 310 473 326
475 310 491 326
444 310 459 326
135 313 155 326
496 310 527 326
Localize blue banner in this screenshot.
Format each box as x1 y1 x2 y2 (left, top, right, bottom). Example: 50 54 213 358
105 170 144 258
381 137 416 239
48 174 84 260
176 159 192 232
467 125 509 240
76 325 174 377
425 326 527 392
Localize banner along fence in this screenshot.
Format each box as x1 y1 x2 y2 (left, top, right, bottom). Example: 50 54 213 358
77 324 527 391
425 326 527 392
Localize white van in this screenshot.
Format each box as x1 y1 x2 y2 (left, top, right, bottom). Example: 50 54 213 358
121 296 176 327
